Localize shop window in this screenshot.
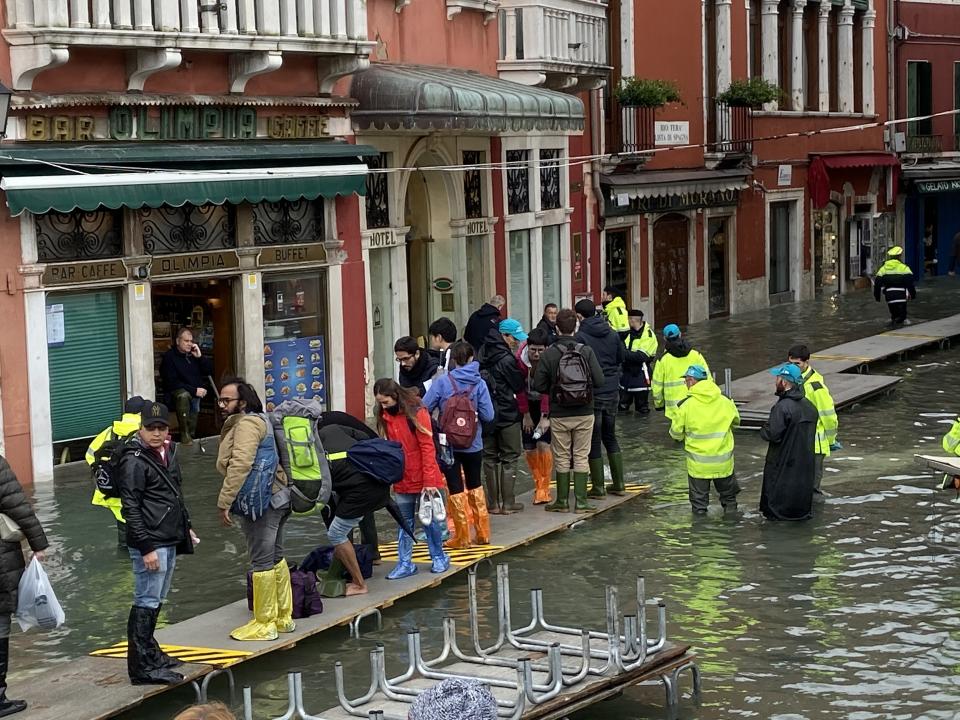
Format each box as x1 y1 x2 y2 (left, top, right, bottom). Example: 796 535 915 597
539 149 561 211
138 204 235 254
466 235 488 312
542 225 563 306
506 150 530 215
36 210 122 263
769 201 793 296
366 152 390 229
508 229 532 329
252 199 325 246
907 61 933 137
605 229 629 302
262 272 329 411
463 151 484 219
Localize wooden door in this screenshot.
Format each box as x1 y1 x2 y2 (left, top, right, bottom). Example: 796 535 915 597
653 214 689 327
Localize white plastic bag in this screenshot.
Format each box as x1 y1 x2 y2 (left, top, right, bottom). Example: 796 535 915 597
15 558 65 632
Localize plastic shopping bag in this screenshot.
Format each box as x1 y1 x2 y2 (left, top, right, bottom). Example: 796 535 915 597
15 558 65 632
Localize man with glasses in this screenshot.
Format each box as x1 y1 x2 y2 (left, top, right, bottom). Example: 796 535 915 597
117 401 195 685
159 327 212 446
787 344 839 503
395 335 440 397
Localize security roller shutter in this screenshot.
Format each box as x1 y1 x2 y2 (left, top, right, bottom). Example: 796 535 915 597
47 291 123 442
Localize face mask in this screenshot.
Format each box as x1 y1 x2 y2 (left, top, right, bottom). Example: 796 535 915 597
385 404 400 415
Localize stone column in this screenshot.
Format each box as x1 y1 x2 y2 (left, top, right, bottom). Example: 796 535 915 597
838 0 855 113
761 0 780 109
504 8 518 61
862 8 876 115
716 0 732 96
818 1 830 111
791 0 805 111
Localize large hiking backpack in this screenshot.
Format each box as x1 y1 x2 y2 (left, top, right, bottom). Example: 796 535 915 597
230 414 280 521
553 343 593 407
439 376 478 450
271 399 333 515
90 432 135 498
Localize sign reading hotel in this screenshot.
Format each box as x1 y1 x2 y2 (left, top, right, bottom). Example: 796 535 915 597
654 121 690 146
24 107 337 142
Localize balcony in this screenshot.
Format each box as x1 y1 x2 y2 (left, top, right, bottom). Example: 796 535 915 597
497 0 609 93
614 104 654 156
904 134 943 155
3 0 375 92
708 101 753 156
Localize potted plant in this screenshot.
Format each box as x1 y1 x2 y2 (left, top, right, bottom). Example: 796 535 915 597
717 77 782 108
613 77 682 108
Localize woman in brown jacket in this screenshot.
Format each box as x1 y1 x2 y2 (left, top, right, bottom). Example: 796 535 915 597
215 377 293 642
0 455 48 716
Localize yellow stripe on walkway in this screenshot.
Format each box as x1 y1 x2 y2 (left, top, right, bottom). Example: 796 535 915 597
90 642 252 668
882 332 943 340
378 542 506 566
810 353 874 362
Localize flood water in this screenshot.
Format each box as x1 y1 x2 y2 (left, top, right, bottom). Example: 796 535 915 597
15 281 960 719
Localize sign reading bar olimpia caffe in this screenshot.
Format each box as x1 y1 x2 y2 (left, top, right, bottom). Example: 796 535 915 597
23 106 349 142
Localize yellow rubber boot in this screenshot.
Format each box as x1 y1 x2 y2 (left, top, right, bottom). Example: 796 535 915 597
467 486 491 545
444 493 472 549
231 570 279 641
273 560 296 633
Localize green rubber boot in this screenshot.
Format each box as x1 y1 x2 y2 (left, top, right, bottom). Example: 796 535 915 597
607 452 627 496
573 472 596 513
545 472 570 512
587 458 607 498
320 556 346 598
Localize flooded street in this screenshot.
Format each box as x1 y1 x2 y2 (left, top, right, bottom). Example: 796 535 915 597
18 281 960 719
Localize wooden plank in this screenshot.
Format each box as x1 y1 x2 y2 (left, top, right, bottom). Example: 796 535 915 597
915 454 960 476
17 484 654 720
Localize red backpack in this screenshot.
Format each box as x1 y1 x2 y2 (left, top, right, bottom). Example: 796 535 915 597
439 376 479 450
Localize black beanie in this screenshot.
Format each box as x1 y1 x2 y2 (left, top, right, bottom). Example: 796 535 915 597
574 298 596 318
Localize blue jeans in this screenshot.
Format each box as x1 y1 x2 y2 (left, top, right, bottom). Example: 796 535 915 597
129 546 177 609
394 493 420 537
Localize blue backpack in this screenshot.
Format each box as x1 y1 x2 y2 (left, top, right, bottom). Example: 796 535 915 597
346 439 405 485
230 414 280 520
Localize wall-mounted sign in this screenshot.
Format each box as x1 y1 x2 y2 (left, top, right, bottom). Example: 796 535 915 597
151 251 239 277
606 189 740 216
259 244 327 266
916 179 960 194
366 228 405 249
266 115 330 139
777 164 793 187
42 260 126 286
466 219 490 235
433 277 454 292
654 121 690 146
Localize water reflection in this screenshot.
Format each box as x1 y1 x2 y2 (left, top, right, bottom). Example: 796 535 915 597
15 282 960 718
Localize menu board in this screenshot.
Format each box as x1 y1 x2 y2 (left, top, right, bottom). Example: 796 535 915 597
263 335 327 412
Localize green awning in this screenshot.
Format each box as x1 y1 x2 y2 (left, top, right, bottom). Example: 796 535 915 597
350 64 585 133
0 141 375 215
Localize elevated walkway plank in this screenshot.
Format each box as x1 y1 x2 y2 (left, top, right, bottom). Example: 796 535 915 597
17 483 653 720
914 454 960 476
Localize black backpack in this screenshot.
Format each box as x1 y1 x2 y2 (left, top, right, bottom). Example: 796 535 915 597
91 432 134 498
553 343 593 407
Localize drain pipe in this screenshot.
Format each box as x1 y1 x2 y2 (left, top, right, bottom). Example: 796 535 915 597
887 0 895 131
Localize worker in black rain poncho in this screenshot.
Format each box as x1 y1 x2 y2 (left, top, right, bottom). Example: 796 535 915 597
759 364 818 521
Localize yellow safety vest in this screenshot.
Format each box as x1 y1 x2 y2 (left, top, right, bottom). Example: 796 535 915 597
625 323 658 357
603 296 630 333
669 380 739 479
801 366 838 457
652 349 710 420
86 413 140 523
943 419 960 457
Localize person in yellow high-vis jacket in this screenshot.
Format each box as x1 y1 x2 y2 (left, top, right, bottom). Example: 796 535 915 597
787 345 839 503
943 417 960 457
86 396 146 547
601 286 630 339
652 324 710 421
669 365 740 514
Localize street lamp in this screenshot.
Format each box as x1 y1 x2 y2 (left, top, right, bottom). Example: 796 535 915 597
0 82 13 138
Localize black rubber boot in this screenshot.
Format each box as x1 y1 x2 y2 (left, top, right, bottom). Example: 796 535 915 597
0 636 26 717
149 607 182 669
127 606 183 685
500 463 524 513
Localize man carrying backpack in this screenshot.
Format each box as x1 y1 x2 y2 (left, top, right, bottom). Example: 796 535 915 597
532 309 605 513
117 401 196 686
86 395 146 548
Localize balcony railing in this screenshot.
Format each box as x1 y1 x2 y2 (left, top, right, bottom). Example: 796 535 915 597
904 134 943 154
616 104 655 155
4 0 374 90
709 101 753 155
498 0 609 92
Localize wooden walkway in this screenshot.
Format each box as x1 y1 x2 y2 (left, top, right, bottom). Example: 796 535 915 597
19 483 652 720
729 314 960 426
914 454 960 476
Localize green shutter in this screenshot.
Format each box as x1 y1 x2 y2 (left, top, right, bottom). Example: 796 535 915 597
47 291 122 442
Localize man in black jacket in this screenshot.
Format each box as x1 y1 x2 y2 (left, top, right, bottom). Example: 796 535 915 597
118 402 195 686
477 321 526 514
575 298 627 497
760 365 818 521
464 295 504 351
535 303 559 345
395 336 440 396
427 316 458 373
159 327 212 446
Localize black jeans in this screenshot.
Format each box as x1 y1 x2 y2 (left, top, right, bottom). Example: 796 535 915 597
444 450 483 494
688 474 740 513
887 301 907 324
589 396 620 460
619 389 649 412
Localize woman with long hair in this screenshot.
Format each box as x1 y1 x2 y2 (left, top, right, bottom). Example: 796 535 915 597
422 342 495 548
373 379 449 577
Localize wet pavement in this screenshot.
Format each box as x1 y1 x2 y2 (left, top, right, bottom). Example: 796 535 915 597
16 280 960 719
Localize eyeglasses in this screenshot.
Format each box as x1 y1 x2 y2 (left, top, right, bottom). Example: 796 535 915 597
395 354 415 363
217 396 240 406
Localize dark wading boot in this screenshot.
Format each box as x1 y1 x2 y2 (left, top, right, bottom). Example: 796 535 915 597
500 463 524 513
127 606 183 685
149 606 182 669
607 452 627 496
587 457 607 499
484 464 504 514
545 472 570 512
0 636 27 717
573 472 597 513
